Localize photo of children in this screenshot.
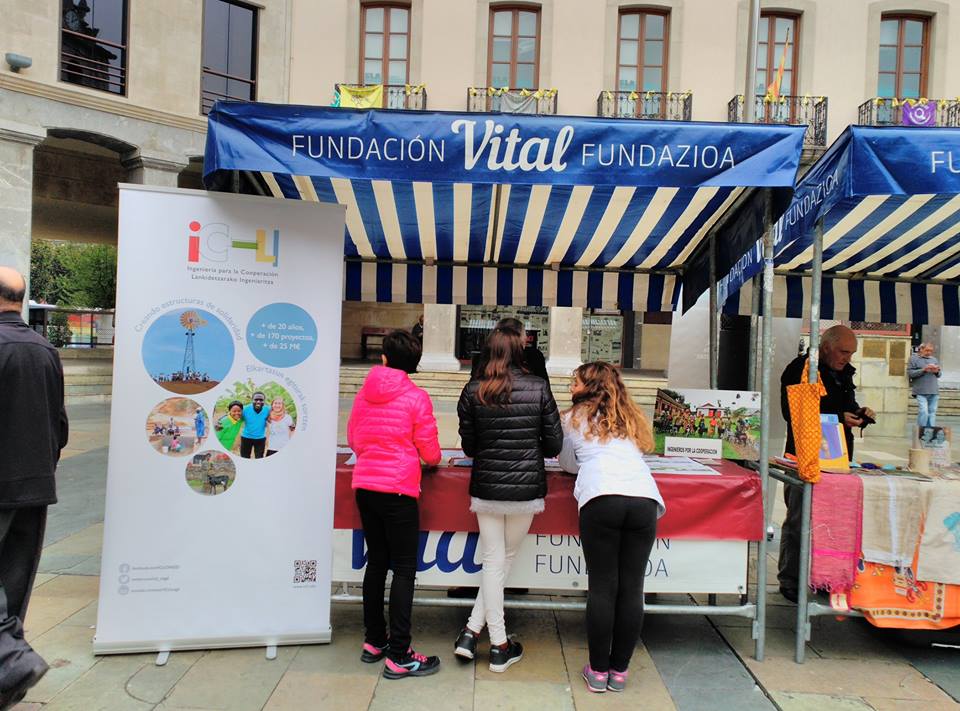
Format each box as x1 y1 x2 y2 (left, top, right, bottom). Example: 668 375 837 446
184 451 237 496
212 380 298 459
145 398 209 457
142 308 235 395
653 388 761 460
915 425 952 469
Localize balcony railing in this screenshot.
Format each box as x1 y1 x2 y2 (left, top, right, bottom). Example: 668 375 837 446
59 28 126 95
857 98 960 127
466 88 558 114
597 91 692 121
335 84 427 110
202 67 256 115
728 95 828 147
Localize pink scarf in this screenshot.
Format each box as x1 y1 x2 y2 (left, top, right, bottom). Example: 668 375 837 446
810 472 863 593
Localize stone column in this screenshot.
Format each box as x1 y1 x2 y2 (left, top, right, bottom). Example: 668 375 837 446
0 120 46 312
546 306 583 376
419 303 461 372
121 149 188 187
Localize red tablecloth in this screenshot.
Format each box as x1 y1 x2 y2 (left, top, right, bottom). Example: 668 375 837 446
334 458 762 540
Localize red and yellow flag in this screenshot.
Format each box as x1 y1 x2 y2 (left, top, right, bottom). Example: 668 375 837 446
766 28 791 100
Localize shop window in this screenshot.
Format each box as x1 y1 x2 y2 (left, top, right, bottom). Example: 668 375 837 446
877 14 928 98
60 0 128 95
488 6 540 89
457 306 549 361
201 0 258 115
582 311 623 365
361 4 410 86
617 10 668 93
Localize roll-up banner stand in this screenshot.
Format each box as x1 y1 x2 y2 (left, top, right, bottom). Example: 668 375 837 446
95 185 345 654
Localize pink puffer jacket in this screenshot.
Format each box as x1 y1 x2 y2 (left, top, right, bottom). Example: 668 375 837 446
348 365 442 498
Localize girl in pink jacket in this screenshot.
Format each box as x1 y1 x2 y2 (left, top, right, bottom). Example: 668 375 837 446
347 330 442 679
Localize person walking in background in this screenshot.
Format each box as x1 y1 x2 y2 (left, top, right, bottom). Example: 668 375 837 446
909 342 941 428
239 392 270 459
0 266 69 708
265 396 295 456
559 362 664 694
348 330 442 679
453 326 563 672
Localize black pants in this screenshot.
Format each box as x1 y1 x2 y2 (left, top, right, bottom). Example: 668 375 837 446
579 495 658 673
355 489 419 659
0 507 47 686
778 481 804 593
240 437 266 459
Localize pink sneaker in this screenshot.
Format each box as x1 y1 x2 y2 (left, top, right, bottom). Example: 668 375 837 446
360 641 387 663
582 664 608 693
607 668 628 692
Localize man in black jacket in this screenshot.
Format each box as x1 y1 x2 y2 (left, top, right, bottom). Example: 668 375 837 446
777 324 874 602
0 267 69 707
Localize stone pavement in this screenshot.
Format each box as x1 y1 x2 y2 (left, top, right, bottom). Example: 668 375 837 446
13 401 960 710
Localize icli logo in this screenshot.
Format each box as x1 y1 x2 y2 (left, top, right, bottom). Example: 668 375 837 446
187 220 280 267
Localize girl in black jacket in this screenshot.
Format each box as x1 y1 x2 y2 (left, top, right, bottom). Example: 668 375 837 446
452 327 563 672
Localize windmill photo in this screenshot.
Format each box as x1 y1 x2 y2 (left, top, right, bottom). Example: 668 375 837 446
179 310 208 377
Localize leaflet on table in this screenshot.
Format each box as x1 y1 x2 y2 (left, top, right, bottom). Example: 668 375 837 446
643 456 719 476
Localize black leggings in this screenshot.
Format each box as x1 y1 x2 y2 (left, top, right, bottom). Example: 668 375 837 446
355 489 419 659
579 495 659 673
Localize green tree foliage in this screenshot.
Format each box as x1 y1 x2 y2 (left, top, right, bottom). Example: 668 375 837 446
214 380 299 422
29 241 117 309
47 311 73 348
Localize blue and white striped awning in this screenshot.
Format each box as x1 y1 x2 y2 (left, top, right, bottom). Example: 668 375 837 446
205 102 806 309
720 126 960 324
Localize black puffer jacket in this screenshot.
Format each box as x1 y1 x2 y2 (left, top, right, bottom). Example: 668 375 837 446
458 367 563 501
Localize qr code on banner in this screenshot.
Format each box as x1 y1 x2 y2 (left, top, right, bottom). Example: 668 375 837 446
294 559 317 584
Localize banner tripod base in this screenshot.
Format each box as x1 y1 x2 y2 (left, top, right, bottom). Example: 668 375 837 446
155 651 170 666
266 645 278 660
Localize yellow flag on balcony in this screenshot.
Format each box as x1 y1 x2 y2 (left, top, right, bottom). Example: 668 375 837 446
766 28 791 101
339 84 383 108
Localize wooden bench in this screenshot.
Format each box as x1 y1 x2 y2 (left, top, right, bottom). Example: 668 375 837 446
360 327 391 359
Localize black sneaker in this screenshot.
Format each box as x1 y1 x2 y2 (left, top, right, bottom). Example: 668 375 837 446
382 648 441 679
454 627 479 660
489 639 523 673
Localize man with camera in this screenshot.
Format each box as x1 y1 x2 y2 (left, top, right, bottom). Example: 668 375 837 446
777 324 876 603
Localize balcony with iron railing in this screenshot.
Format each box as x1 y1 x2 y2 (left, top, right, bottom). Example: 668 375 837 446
60 28 126 95
728 95 828 149
858 98 960 127
202 67 256 115
334 84 427 110
466 88 557 114
597 91 692 121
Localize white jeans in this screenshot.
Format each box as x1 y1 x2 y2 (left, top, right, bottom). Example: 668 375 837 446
466 512 534 645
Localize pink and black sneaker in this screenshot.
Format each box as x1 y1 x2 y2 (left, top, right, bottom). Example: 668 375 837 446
382 648 441 679
582 664 608 693
607 668 628 692
360 641 388 663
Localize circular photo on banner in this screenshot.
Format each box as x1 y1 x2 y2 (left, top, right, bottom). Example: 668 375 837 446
247 302 318 368
142 308 235 395
145 398 209 457
185 451 237 496
212 380 298 460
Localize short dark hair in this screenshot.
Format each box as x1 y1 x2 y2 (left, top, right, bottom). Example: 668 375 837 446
497 317 524 335
383 329 422 374
0 281 25 306
228 400 243 411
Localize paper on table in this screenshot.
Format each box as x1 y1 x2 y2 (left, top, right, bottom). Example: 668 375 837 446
643 455 719 476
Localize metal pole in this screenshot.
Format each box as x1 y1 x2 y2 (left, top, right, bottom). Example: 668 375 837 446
709 235 719 389
744 0 761 123
747 276 762 390
794 217 825 664
754 193 774 662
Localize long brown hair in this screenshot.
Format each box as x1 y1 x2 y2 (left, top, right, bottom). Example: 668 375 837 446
477 327 526 405
568 361 654 452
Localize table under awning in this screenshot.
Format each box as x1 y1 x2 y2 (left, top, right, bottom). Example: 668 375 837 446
720 125 960 323
203 102 806 311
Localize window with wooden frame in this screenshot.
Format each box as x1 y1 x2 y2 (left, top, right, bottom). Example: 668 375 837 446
877 14 929 98
360 3 410 86
60 0 128 95
201 0 258 115
616 10 668 93
755 12 799 98
488 6 540 89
